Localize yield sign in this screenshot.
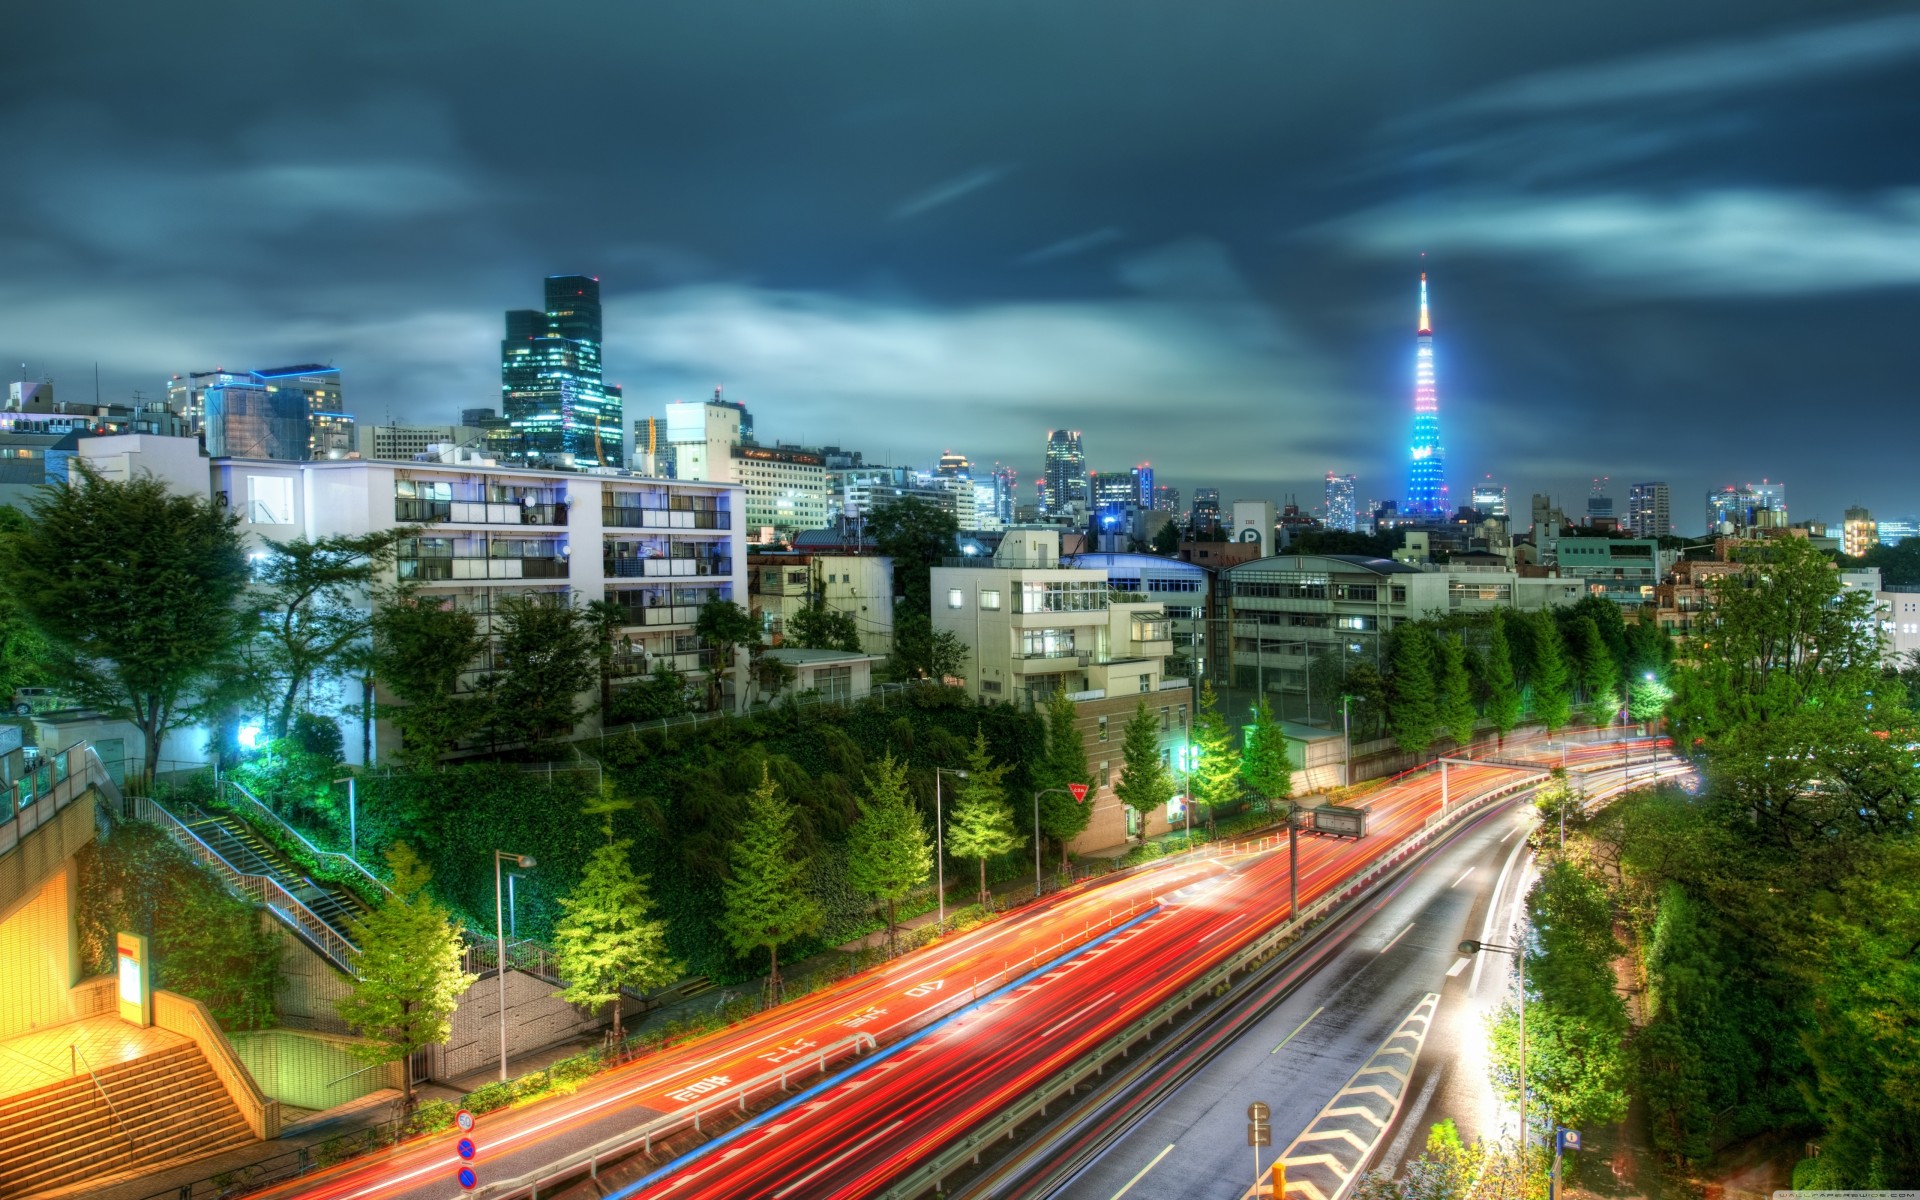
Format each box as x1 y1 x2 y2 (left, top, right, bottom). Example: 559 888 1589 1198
1067 782 1089 803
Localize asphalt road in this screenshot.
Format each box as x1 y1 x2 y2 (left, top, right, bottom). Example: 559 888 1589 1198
1050 796 1543 1200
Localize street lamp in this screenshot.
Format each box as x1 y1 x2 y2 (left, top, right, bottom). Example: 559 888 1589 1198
331 775 357 858
494 849 536 1082
933 767 968 929
1460 938 1527 1152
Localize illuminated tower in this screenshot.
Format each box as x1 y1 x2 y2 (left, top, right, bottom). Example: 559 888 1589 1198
1405 273 1447 518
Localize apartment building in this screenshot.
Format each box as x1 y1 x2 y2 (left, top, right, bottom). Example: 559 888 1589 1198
76 434 745 762
1062 551 1211 683
749 551 896 656
1555 536 1673 605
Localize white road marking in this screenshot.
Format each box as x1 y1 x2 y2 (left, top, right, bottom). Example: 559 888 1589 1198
1109 1143 1177 1200
772 1120 905 1197
1471 831 1532 998
1378 922 1415 954
1450 867 1474 889
1042 991 1119 1038
1446 957 1470 978
1273 1006 1325 1055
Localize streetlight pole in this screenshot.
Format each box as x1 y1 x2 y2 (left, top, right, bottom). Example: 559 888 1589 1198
494 849 536 1082
934 768 968 929
1341 694 1352 790
1460 938 1526 1154
332 776 357 858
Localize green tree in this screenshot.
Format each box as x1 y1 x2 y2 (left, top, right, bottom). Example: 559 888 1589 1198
609 662 691 725
890 609 968 682
1114 700 1173 843
870 495 958 615
0 507 50 702
786 596 862 652
584 598 630 718
945 729 1022 903
1388 626 1439 753
1528 610 1573 733
695 596 761 711
1239 696 1293 813
488 593 597 744
1481 614 1523 738
1188 682 1240 835
247 531 401 739
551 802 680 1046
2 463 250 784
718 765 823 1001
1437 633 1476 747
1150 521 1180 555
1033 689 1094 865
371 590 487 765
845 754 933 953
336 843 476 1117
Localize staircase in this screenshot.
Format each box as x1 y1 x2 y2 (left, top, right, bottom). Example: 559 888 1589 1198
0 1043 256 1197
181 806 371 945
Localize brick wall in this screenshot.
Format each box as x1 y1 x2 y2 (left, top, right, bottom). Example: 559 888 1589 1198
1063 687 1193 856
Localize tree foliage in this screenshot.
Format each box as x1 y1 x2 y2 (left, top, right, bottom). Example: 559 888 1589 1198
247 531 401 739
1188 682 1239 833
487 593 597 745
371 590 488 765
1032 688 1094 863
870 495 957 615
787 596 862 653
1239 695 1292 810
890 609 968 682
1480 614 1523 737
1437 633 1476 747
717 765 823 1000
551 817 679 1045
1388 626 1439 753
845 754 932 952
945 728 1022 902
1113 700 1172 843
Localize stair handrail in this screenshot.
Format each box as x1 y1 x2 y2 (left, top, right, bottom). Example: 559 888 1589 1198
129 794 361 976
220 780 393 899
73 1043 139 1163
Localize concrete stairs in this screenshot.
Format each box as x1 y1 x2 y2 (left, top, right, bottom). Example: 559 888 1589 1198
183 807 370 939
0 1043 256 1197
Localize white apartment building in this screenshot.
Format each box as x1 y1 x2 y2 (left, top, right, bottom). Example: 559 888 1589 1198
931 530 1176 707
76 434 745 763
664 397 826 543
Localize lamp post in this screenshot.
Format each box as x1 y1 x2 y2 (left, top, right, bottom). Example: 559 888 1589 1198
1341 693 1353 789
1460 938 1526 1152
331 776 358 857
933 767 968 929
494 849 536 1082
1032 789 1078 896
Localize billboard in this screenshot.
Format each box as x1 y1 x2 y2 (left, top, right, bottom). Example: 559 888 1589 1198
1309 805 1368 838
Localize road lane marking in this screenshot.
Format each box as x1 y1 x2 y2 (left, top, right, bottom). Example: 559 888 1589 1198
1445 957 1469 977
1108 1143 1177 1200
1471 832 1532 998
1378 922 1414 954
771 1119 905 1197
1450 867 1473 889
1272 1006 1324 1054
1500 823 1522 843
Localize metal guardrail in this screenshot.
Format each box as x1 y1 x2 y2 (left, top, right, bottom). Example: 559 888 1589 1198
221 781 393 899
73 1043 140 1162
129 794 361 976
873 765 1552 1200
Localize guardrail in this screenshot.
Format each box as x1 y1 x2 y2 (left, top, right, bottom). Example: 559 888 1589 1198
220 781 393 899
1 743 121 860
873 765 1551 1200
129 795 361 977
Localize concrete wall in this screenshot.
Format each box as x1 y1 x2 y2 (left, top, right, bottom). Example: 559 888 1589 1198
0 864 79 1039
230 1028 403 1111
431 968 611 1081
267 914 354 1035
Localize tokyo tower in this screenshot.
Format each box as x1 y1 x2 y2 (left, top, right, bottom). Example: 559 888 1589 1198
1405 272 1448 518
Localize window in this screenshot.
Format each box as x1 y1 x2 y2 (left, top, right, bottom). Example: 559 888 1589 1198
947 588 965 609
246 475 294 525
1161 706 1170 731
1139 674 1152 693
982 679 1002 694
979 589 1001 611
1391 586 1407 602
1098 715 1109 742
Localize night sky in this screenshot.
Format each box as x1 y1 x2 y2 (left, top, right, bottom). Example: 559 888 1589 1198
5 2 1916 532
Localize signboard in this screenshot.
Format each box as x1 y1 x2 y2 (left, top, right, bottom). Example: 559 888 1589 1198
1067 782 1089 803
457 1166 477 1190
1309 805 1369 838
457 1138 477 1161
1247 1100 1271 1147
116 931 152 1027
455 1109 474 1133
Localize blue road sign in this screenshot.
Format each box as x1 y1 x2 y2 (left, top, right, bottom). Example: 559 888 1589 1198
458 1138 477 1160
1559 1128 1582 1152
457 1166 477 1190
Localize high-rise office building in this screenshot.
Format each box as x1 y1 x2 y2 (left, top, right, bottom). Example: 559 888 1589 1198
1043 429 1087 514
1325 473 1358 532
1091 470 1139 528
1133 464 1154 509
1153 484 1180 514
1586 477 1615 524
937 451 972 480
1627 482 1671 539
1404 273 1448 518
1879 519 1917 547
1707 481 1788 533
1843 506 1877 558
500 275 625 469
1191 488 1221 536
175 364 355 461
1469 477 1508 518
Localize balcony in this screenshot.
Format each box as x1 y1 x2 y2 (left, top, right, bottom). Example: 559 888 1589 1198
615 603 704 627
1011 656 1086 677
605 555 733 579
397 555 569 582
603 506 731 531
394 499 569 526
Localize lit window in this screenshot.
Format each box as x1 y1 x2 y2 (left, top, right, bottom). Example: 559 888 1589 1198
980 589 1001 611
947 588 965 609
1098 715 1109 742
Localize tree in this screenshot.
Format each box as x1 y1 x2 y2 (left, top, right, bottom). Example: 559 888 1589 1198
1480 614 1523 739
870 495 958 615
945 729 1022 903
0 507 50 702
551 798 679 1047
371 590 487 765
1565 615 1617 708
1150 521 1181 555
1239 696 1293 813
1114 700 1173 844
1188 682 1239 835
1388 626 1439 753
247 532 401 739
1527 610 1573 733
891 609 968 682
2 463 249 784
609 663 691 725
696 597 760 711
1437 633 1476 747
845 754 933 954
1033 689 1094 865
337 843 476 1118
786 596 862 652
584 598 630 718
718 765 823 1002
488 593 597 744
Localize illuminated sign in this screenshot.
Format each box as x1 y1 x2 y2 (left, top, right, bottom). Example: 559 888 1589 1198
116 931 152 1027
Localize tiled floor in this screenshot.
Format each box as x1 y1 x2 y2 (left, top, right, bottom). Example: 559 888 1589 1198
0 1015 187 1103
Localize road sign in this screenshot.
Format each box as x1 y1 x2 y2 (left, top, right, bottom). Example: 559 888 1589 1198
457 1166 477 1190
1247 1100 1271 1146
1068 782 1089 802
455 1109 474 1132
1559 1128 1581 1151
457 1137 477 1161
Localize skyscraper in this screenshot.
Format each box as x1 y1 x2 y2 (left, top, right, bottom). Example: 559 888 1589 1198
177 364 355 461
1587 477 1615 524
1325 472 1358 532
1469 477 1508 518
1042 429 1087 514
1153 484 1180 514
1191 488 1221 536
1627 482 1671 539
1091 471 1138 528
1133 463 1154 509
1843 506 1877 558
937 451 973 480
500 275 625 469
1405 273 1447 518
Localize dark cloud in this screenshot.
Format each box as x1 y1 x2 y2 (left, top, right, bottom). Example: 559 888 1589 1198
1 0 1914 528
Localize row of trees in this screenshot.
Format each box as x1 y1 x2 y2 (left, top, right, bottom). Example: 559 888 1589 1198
1495 537 1919 1184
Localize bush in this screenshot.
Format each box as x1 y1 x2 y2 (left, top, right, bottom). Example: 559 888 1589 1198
289 711 346 763
462 1080 516 1115
405 1100 458 1137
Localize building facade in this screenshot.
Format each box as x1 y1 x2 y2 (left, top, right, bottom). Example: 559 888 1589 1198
749 552 895 656
1325 472 1358 532
500 275 625 469
355 424 486 462
1469 478 1508 518
1626 482 1671 539
1042 429 1087 515
1843 506 1877 558
1556 536 1670 605
1063 551 1211 683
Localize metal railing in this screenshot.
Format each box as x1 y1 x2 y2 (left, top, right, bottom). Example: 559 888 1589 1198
220 781 392 899
74 1043 140 1163
2 743 110 859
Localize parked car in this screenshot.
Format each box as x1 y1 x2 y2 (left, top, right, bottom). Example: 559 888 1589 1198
10 688 63 716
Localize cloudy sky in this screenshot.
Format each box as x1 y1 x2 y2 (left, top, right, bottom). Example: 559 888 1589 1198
4 1 1916 531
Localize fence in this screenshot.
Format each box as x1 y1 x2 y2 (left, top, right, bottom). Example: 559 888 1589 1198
222 781 392 900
